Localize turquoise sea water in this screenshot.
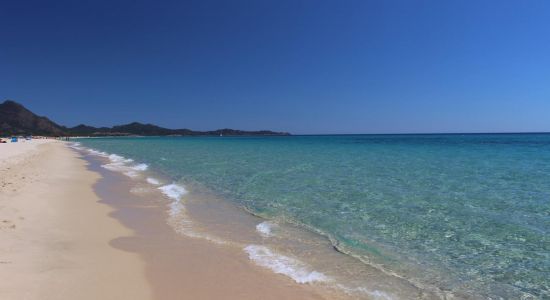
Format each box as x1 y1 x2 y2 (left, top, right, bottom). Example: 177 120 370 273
76 134 550 298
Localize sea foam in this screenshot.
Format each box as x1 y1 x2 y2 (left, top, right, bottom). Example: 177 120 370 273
87 148 109 157
169 200 185 217
98 153 149 178
69 142 83 150
132 163 149 171
256 221 277 238
158 183 226 244
158 183 188 217
243 245 328 284
74 145 150 179
158 183 187 201
146 177 161 185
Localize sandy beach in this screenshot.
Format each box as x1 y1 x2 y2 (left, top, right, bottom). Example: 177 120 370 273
0 140 339 300
0 140 151 299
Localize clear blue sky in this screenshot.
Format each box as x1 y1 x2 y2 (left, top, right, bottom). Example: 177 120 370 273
1 0 549 134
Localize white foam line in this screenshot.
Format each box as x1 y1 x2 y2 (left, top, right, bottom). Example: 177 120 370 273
132 163 148 171
70 142 395 299
244 245 328 284
146 177 161 185
158 183 188 219
256 221 277 238
160 186 227 245
158 183 187 201
74 145 228 246
68 142 84 150
88 148 109 157
92 152 149 178
70 144 151 179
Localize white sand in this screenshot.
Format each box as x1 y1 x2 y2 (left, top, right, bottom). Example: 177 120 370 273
0 139 48 163
0 140 152 300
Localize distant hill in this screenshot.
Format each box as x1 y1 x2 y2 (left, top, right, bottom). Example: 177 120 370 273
0 100 290 137
0 100 66 136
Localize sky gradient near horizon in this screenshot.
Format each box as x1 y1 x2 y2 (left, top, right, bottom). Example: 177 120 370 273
1 0 550 134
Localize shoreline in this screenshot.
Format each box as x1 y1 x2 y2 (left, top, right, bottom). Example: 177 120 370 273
82 144 342 300
0 140 341 299
69 134 550 299
71 141 437 300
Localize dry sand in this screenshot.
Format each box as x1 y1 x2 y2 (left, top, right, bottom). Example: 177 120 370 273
0 140 340 300
0 140 151 300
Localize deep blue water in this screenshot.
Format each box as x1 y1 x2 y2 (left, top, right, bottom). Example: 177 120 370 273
77 134 550 298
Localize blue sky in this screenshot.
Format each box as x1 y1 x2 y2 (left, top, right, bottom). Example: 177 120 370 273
1 0 549 134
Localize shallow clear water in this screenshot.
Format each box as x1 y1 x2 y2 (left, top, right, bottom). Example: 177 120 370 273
76 134 550 298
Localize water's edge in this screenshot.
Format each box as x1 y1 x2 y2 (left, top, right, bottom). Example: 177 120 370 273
71 134 550 299
69 141 434 300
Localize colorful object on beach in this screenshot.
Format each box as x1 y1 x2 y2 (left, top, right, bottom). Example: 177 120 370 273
11 136 18 142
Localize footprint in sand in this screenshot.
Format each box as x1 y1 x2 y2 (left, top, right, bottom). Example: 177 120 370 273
1 220 16 230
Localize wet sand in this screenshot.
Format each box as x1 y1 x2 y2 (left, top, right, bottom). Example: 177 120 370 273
86 150 341 300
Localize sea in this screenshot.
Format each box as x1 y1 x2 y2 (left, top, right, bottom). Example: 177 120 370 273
72 134 550 299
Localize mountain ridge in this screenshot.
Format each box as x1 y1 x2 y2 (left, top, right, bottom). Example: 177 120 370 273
0 100 290 137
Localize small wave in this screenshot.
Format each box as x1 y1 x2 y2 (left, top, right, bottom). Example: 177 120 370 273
72 145 149 178
243 245 328 284
256 221 277 238
159 183 188 218
146 177 161 185
87 148 109 157
132 163 148 171
99 154 149 178
169 212 227 244
158 183 187 201
102 159 131 174
108 154 133 164
68 142 83 150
